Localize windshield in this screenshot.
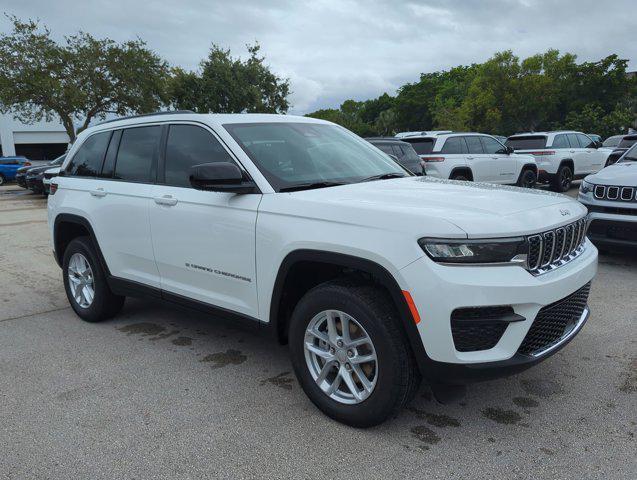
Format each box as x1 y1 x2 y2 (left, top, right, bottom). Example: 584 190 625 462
505 136 547 150
224 122 407 191
401 138 435 155
602 135 622 148
617 136 637 149
619 143 637 163
50 154 66 166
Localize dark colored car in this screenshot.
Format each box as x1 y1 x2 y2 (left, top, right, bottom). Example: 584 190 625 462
24 155 66 194
0 156 31 185
605 134 637 167
365 137 425 175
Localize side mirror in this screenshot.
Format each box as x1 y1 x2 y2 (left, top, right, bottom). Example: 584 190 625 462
593 141 602 149
189 162 257 194
506 145 515 154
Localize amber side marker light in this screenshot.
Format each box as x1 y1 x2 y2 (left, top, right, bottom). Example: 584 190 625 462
402 291 421 324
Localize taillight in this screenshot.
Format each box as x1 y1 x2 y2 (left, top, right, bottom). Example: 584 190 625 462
420 156 445 162
528 151 555 156
49 183 58 195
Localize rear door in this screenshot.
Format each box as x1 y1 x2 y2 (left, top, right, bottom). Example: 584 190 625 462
149 123 261 318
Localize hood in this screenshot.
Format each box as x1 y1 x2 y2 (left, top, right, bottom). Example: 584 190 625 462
585 161 637 186
269 176 586 238
26 164 55 175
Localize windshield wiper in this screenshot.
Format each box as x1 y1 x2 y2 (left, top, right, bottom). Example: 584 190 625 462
359 172 407 183
279 181 347 192
622 156 637 162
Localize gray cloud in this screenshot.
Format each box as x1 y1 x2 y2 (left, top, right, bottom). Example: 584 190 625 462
1 0 634 113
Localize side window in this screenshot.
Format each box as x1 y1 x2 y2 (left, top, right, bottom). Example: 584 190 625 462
164 125 235 187
66 131 112 177
441 137 468 154
465 136 484 154
577 134 595 148
100 130 122 178
391 145 404 158
375 144 394 155
566 133 580 149
114 126 161 182
481 136 505 154
552 134 569 149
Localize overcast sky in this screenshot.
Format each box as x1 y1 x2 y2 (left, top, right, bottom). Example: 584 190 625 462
1 0 634 114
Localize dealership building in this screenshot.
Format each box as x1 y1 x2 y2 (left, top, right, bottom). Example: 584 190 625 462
0 113 70 160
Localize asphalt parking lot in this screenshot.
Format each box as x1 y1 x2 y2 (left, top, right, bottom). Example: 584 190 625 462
1 184 635 480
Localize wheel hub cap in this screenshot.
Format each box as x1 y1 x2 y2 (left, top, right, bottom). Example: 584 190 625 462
68 253 95 309
303 310 378 405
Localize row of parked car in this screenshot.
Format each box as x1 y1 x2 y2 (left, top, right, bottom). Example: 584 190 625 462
366 130 626 192
0 154 66 194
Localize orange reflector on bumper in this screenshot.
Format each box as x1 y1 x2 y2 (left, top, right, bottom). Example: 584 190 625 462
402 290 421 324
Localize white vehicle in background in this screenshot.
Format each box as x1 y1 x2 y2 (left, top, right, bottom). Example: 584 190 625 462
42 166 61 194
401 132 538 187
395 130 452 138
506 131 608 192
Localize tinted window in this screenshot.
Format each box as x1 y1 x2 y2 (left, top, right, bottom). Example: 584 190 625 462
374 143 394 155
100 130 122 178
441 137 468 154
391 145 404 158
617 136 637 149
552 134 569 149
401 138 434 155
165 125 234 187
464 136 484 154
565 134 579 149
505 136 547 150
481 136 506 154
577 134 595 148
619 143 637 163
114 126 161 182
602 135 622 148
67 132 111 176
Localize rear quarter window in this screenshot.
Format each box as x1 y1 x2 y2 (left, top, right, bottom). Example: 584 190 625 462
505 136 547 150
66 131 112 177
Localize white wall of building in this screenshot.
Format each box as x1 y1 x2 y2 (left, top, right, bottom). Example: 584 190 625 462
0 113 69 157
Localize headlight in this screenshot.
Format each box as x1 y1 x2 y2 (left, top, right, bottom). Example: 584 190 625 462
580 180 594 194
418 237 527 264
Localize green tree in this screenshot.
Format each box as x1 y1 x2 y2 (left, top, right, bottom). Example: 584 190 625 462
0 16 169 142
169 43 290 114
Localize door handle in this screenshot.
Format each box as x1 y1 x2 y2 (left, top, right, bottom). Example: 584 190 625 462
569 150 575 153
466 156 474 160
154 195 178 206
90 188 106 198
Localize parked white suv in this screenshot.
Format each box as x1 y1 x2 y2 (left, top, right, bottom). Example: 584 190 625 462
506 131 607 192
48 113 597 427
401 133 538 187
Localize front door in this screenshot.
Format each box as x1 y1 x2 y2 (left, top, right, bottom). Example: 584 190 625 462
149 123 262 318
480 136 518 184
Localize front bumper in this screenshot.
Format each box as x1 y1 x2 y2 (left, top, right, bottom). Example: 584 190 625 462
16 175 27 188
398 241 597 381
578 196 637 247
26 176 44 192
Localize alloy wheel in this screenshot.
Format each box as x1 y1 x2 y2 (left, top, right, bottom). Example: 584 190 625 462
561 169 572 190
67 253 95 308
303 310 378 404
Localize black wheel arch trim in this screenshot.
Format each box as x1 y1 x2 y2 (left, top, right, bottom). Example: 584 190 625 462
449 167 473 180
269 249 432 377
53 213 110 274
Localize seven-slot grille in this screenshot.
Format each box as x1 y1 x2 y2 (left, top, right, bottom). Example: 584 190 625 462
526 218 587 275
517 282 590 356
594 184 637 202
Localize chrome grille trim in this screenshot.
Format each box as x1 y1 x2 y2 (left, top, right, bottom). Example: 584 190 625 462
592 184 637 203
527 218 588 276
621 187 634 201
594 185 606 199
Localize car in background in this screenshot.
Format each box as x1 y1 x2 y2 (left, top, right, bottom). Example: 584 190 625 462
587 134 602 144
365 137 425 175
579 143 637 249
0 156 31 186
603 134 637 167
24 155 66 194
601 135 624 149
493 135 508 144
401 132 538 187
506 131 607 192
395 130 452 138
43 166 62 194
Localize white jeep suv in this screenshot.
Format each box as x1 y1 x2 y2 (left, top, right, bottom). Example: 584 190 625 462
506 131 607 192
48 113 597 427
400 133 538 187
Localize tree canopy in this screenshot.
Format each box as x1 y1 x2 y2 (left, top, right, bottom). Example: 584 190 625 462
0 16 169 142
168 43 290 114
306 50 637 139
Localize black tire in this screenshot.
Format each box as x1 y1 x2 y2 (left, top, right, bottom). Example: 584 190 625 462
550 164 573 192
450 172 470 181
288 279 420 427
517 168 537 189
0 174 5 186
62 236 125 322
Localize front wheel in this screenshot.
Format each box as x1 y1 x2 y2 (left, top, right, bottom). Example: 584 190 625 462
517 169 537 189
288 280 420 427
551 165 573 192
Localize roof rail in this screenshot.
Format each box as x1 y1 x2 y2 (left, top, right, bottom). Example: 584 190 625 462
97 110 195 126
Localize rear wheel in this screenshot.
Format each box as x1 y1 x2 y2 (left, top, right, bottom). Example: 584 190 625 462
62 237 125 322
288 280 420 427
517 168 537 189
551 164 573 192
